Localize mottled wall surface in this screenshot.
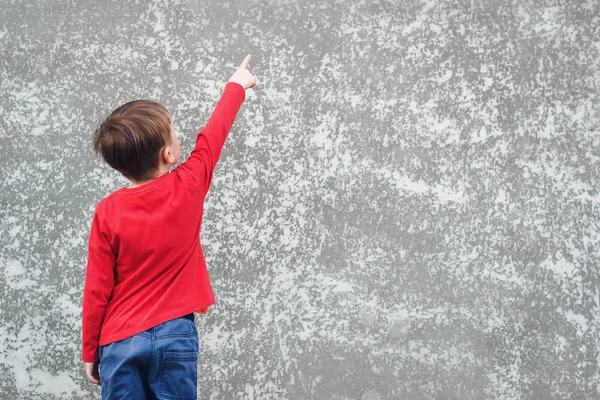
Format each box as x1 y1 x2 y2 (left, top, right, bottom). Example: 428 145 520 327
1 0 599 399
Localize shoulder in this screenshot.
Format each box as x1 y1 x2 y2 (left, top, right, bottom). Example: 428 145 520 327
93 189 122 216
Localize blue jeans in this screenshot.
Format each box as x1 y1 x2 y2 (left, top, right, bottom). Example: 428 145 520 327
98 313 199 400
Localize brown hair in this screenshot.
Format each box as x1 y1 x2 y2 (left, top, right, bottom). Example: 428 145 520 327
93 100 172 181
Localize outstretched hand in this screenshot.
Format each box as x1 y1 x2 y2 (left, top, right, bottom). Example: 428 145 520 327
228 54 257 90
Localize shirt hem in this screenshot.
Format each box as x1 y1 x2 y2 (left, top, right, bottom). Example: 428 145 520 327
98 298 215 347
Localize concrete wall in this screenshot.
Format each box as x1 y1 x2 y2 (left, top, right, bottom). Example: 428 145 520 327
1 0 599 398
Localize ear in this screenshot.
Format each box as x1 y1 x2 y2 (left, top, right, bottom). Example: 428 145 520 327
163 144 176 164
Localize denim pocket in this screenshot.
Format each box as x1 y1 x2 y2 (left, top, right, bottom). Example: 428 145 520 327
158 350 198 400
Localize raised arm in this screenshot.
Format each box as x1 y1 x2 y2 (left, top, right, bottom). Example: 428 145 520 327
177 55 256 194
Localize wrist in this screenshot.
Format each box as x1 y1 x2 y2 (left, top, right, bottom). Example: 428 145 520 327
226 81 246 91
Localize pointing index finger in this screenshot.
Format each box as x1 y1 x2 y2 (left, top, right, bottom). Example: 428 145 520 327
240 54 251 69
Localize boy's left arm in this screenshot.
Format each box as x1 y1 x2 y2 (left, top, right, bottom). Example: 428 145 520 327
82 207 116 365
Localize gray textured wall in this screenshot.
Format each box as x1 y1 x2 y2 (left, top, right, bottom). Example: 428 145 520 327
1 0 599 399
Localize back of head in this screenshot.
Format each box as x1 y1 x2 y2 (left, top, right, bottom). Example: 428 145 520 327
93 100 172 181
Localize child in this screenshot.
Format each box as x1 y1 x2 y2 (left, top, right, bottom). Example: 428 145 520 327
82 55 256 399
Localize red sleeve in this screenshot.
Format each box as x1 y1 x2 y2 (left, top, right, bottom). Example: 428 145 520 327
177 82 246 193
82 207 116 362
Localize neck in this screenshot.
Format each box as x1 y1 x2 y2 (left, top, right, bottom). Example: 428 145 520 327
128 168 169 188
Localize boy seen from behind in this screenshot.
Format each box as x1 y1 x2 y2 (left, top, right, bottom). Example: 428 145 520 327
82 55 256 399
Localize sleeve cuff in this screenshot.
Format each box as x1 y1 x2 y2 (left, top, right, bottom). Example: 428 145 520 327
225 81 246 100
82 352 99 363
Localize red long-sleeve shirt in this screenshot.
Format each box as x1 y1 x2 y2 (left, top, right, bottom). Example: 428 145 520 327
82 82 246 363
